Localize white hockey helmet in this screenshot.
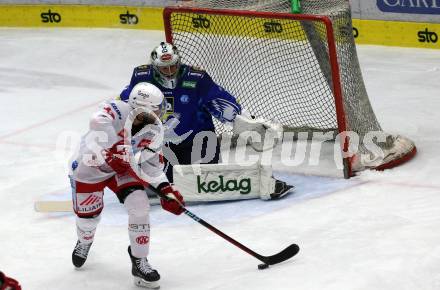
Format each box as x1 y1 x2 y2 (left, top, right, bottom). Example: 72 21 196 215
150 42 181 89
128 82 167 119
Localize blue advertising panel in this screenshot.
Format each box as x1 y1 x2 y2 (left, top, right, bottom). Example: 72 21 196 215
377 0 440 15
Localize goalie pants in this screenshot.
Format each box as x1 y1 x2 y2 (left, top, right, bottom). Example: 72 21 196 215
164 135 221 183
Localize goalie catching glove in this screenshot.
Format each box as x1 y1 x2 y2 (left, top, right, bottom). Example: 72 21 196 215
232 111 283 152
157 183 185 215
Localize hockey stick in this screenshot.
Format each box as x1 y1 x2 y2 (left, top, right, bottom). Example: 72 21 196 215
34 197 162 213
151 184 299 268
128 166 300 269
34 200 73 212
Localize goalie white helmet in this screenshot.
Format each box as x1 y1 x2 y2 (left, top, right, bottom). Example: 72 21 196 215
150 42 181 89
128 82 167 119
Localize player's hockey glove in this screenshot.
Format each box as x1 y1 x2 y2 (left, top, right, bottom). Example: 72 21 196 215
103 141 131 174
0 271 21 290
158 183 185 215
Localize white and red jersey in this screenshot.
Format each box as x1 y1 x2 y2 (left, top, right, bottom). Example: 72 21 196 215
70 100 168 187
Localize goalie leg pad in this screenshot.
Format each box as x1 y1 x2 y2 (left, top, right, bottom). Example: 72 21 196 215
173 163 261 202
173 162 292 202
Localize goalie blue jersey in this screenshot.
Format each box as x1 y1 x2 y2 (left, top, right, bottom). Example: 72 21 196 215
120 64 241 140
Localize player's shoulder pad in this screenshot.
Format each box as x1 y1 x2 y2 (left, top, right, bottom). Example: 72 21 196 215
133 64 153 78
184 65 207 79
106 100 131 120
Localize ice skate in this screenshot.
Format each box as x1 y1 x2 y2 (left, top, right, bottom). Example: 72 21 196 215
271 180 295 199
128 246 160 289
72 240 92 268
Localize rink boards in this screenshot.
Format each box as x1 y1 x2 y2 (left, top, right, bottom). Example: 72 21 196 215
0 4 439 50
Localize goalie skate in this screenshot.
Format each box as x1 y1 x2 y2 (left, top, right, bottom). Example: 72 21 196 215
271 180 295 200
128 246 160 289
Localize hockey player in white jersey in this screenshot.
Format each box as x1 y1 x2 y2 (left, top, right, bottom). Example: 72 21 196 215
70 82 184 289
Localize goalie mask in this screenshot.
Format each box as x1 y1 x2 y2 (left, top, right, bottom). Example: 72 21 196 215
128 82 167 122
150 42 181 89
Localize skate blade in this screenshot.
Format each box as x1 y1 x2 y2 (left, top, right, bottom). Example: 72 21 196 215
270 186 296 200
134 277 160 289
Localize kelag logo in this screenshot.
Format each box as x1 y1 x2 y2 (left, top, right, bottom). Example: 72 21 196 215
264 21 283 33
120 11 138 24
192 15 210 29
377 0 440 15
418 28 438 43
41 9 61 23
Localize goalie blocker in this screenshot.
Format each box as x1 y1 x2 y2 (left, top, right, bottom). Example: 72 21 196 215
172 162 294 202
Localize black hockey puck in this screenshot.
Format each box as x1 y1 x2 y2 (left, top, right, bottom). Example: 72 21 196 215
258 263 269 270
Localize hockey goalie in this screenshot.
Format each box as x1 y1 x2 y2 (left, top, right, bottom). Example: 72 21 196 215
119 41 295 203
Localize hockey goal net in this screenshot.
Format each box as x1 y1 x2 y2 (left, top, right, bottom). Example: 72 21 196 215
163 0 416 178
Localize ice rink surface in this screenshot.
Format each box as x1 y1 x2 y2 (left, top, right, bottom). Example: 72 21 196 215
0 28 440 290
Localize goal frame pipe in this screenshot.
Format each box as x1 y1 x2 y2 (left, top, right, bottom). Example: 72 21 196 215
163 6 352 177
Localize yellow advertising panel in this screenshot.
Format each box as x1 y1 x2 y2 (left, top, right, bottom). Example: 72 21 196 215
0 5 164 30
0 5 439 49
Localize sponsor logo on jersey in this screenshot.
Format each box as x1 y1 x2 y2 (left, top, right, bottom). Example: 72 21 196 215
192 15 211 29
41 9 62 23
136 235 150 245
80 194 102 206
77 193 103 214
71 160 78 171
197 175 251 194
136 71 150 76
119 11 139 24
418 28 438 43
182 81 197 89
264 21 283 33
189 72 203 77
110 102 122 119
377 0 440 14
180 94 190 104
135 66 151 77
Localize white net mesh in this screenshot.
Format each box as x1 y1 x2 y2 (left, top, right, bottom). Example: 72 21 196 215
165 0 416 176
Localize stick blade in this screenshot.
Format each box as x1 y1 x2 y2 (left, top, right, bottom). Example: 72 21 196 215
34 200 73 212
264 244 300 265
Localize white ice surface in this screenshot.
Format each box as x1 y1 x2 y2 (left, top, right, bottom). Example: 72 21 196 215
1 28 440 290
